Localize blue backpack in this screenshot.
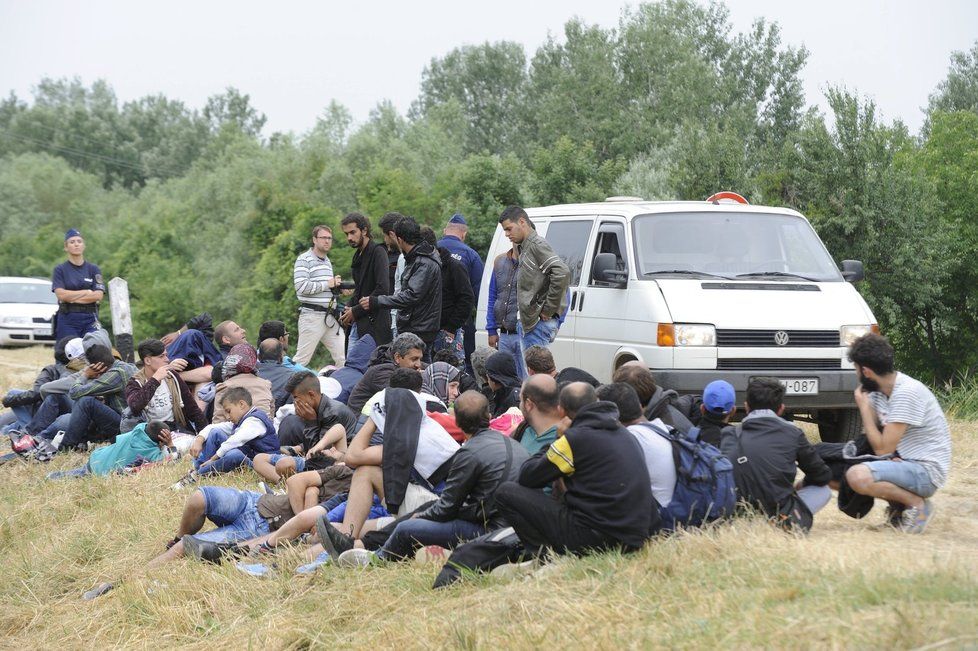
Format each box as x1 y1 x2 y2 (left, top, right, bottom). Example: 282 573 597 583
639 421 736 531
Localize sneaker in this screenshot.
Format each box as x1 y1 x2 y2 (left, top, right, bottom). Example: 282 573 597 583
82 582 114 601
235 561 273 577
295 551 332 575
490 560 537 580
900 499 936 534
31 439 58 462
182 535 244 563
11 433 37 454
171 470 199 491
315 514 354 558
337 548 378 568
414 545 449 565
884 504 905 528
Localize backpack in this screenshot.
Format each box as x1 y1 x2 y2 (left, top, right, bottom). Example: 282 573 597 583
639 422 736 531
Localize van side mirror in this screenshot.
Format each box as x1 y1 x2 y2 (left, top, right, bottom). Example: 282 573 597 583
841 260 864 282
593 253 627 287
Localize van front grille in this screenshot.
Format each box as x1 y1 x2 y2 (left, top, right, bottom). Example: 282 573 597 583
716 329 839 348
717 358 841 371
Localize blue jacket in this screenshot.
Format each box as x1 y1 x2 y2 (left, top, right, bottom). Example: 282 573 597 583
438 235 484 299
237 407 280 458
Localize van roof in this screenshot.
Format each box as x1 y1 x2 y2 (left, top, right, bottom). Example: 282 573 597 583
524 200 805 220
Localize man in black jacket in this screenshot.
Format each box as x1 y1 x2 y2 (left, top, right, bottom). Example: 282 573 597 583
494 382 657 557
361 216 442 358
340 213 392 348
720 377 833 531
342 391 529 564
423 227 474 363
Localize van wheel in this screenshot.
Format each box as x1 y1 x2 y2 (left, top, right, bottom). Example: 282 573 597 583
818 408 862 443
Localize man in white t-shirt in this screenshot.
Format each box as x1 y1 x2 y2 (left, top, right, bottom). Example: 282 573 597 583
596 382 677 511
846 334 952 533
316 368 459 558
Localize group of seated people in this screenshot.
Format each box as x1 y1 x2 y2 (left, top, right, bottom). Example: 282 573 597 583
0 320 952 600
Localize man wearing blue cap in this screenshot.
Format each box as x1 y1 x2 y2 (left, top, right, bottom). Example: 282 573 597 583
695 380 737 447
51 229 104 340
437 214 484 371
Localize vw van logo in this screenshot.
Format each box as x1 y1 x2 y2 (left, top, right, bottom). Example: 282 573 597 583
773 331 790 346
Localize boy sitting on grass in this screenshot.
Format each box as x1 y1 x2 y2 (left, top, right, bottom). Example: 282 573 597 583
46 419 175 480
172 386 280 489
720 377 832 532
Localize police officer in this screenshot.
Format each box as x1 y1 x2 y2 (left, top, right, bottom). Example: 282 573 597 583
52 228 104 340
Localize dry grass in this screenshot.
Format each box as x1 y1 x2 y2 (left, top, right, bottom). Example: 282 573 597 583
2 346 977 650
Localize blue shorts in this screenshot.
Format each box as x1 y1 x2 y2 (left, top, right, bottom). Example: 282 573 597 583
863 460 937 498
266 453 306 473
195 487 270 543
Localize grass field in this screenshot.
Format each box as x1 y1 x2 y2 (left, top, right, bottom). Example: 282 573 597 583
1 346 977 650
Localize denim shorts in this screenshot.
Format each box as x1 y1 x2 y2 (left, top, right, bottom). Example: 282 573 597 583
196 487 270 543
863 459 938 498
266 453 306 473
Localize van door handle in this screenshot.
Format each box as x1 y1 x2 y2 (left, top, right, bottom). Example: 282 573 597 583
578 291 585 311
570 290 578 311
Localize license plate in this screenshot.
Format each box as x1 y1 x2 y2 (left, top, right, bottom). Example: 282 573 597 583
34 328 51 337
779 378 819 395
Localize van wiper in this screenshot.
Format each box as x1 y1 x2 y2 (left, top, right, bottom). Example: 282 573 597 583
734 271 819 281
644 269 732 279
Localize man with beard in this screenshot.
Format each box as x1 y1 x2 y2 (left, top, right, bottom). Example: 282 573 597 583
359 216 442 358
844 334 951 534
340 213 392 348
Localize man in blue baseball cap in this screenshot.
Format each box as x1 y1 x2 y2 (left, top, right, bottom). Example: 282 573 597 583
437 214 484 373
51 229 105 340
695 380 736 447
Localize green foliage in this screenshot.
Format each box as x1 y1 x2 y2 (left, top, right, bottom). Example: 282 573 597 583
530 136 626 205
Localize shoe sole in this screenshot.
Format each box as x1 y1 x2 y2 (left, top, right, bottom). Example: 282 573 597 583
337 549 375 568
182 535 204 560
316 515 343 559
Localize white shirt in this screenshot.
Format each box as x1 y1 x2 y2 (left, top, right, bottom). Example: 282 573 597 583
627 418 678 507
143 379 174 422
367 389 458 481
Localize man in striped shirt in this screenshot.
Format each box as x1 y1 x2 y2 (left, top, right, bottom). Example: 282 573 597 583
293 225 345 368
846 334 952 534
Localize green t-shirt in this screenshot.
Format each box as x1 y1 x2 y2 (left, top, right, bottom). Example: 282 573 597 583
519 424 558 456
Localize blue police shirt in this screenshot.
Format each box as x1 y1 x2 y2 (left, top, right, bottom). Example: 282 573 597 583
52 260 105 297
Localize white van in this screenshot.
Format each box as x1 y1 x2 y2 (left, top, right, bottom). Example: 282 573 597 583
475 194 878 441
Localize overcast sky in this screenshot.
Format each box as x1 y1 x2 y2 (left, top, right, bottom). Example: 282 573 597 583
1 0 976 136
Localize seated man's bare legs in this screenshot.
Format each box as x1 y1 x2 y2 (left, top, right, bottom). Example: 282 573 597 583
340 465 384 540
262 505 327 548
286 470 323 515
252 453 281 483
274 457 299 481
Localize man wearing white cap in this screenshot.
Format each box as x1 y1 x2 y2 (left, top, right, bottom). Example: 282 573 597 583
52 228 104 340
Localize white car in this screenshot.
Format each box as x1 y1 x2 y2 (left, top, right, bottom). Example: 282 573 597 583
0 276 58 346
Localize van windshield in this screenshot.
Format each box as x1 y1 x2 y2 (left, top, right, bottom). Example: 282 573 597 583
632 212 844 281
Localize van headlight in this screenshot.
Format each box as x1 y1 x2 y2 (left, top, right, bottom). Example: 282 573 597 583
841 324 880 346
657 323 716 347
0 316 31 327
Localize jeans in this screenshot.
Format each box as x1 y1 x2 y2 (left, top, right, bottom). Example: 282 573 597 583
194 487 270 543
46 465 90 480
494 482 637 557
26 393 73 435
347 323 361 353
265 453 306 473
36 414 71 442
194 430 252 475
497 332 526 380
863 459 938 498
378 517 486 561
432 328 465 362
519 317 559 351
59 397 121 450
2 390 35 431
165 329 223 370
295 308 346 368
797 485 832 515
